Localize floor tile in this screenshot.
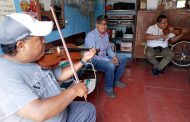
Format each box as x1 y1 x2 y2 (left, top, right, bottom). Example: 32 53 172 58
87 60 190 122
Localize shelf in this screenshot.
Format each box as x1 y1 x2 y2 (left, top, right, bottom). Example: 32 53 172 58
116 51 132 53
108 19 135 21
110 38 134 42
36 0 64 28
108 23 135 28
107 10 136 12
105 1 137 58
111 18 135 20
106 10 136 15
108 21 135 26
116 51 133 58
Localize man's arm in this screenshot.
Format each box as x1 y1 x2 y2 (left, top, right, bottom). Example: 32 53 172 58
145 25 168 41
17 82 87 122
16 49 96 121
145 34 168 41
57 48 96 81
170 28 189 43
107 41 116 58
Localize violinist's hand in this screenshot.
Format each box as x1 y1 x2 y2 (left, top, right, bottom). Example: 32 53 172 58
71 82 88 99
181 28 189 34
111 56 119 66
159 34 168 40
81 48 96 62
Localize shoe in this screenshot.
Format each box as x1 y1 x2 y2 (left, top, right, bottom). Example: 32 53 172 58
158 69 164 75
114 81 126 88
104 89 116 98
150 67 159 77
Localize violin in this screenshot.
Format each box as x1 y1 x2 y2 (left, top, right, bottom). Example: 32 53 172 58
37 43 99 68
163 25 182 35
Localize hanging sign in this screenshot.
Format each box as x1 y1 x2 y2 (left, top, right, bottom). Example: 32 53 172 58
0 0 16 20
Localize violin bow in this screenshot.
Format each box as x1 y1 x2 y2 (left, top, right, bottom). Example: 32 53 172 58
50 7 96 98
50 7 80 84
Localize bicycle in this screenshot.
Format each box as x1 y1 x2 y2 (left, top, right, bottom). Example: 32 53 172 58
170 40 190 67
143 40 190 67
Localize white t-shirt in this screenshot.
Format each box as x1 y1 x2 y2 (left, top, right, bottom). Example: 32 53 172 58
146 24 168 48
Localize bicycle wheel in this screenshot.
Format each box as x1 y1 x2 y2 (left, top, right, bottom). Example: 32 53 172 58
171 41 190 67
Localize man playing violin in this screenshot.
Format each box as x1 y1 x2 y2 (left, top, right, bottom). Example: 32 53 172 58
145 14 188 76
84 15 128 98
0 13 96 122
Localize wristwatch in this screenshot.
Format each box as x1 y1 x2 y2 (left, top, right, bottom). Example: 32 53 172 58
80 59 86 65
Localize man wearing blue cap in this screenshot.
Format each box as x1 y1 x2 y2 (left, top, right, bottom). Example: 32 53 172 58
0 13 96 122
84 15 128 98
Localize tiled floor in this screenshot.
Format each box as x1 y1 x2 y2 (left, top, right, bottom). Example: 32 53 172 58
87 60 190 122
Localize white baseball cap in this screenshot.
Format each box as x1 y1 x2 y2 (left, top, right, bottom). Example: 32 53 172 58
0 13 53 44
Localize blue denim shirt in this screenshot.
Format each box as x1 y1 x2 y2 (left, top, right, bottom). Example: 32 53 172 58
84 28 115 61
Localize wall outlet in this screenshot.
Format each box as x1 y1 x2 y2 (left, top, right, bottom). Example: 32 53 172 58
65 20 68 24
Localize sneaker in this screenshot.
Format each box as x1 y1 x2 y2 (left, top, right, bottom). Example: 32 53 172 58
104 89 116 98
158 69 164 75
114 81 126 88
150 67 159 77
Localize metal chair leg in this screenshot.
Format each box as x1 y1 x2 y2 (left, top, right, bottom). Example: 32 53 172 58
188 66 190 83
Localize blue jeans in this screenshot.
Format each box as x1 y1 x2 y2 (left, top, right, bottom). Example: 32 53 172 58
92 54 127 90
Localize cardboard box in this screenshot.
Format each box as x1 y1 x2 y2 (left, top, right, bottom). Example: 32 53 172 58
120 42 132 52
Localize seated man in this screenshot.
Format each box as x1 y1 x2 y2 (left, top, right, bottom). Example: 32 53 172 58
84 15 127 98
145 14 188 76
0 13 96 122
